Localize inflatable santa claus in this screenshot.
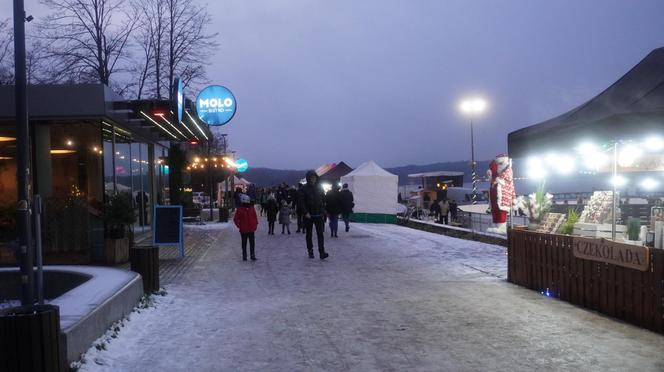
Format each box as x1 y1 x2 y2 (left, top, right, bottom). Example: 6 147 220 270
487 153 516 234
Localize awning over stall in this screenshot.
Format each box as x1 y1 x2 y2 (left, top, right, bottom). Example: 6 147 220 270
508 47 664 158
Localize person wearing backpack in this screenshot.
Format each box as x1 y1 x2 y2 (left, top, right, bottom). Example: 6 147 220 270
233 194 258 261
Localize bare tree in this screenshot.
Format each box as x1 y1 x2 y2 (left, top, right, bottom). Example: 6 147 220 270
0 19 14 84
165 0 219 99
131 0 167 99
37 0 137 85
132 0 218 100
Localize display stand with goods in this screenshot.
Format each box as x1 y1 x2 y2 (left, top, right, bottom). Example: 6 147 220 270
574 191 625 238
535 212 566 234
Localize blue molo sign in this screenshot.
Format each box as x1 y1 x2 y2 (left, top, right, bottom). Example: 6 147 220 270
236 159 248 172
172 78 184 123
196 85 236 126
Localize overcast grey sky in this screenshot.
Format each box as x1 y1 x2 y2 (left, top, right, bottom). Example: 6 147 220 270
13 0 664 169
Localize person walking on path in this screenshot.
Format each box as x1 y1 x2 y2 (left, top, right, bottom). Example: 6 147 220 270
339 183 354 232
233 194 258 261
298 170 329 259
295 183 305 233
265 193 279 235
438 198 450 225
279 199 292 234
325 186 342 237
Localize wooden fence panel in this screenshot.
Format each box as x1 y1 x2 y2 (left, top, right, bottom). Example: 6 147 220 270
508 229 664 334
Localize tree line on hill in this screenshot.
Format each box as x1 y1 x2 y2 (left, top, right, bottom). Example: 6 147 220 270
241 160 492 187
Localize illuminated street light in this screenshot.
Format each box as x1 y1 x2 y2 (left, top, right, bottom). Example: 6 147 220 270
610 175 627 188
459 97 488 204
641 178 659 190
644 136 664 151
618 144 642 167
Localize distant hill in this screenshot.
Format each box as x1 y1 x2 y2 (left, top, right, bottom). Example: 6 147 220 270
241 160 492 186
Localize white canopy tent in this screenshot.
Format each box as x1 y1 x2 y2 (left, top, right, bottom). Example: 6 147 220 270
217 176 251 192
340 161 398 222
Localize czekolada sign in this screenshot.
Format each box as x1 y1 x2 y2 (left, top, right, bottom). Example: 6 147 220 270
196 85 236 126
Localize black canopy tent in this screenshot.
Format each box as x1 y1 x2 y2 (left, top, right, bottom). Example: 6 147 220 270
508 47 664 158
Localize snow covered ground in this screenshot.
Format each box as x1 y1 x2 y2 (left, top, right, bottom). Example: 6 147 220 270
73 222 664 372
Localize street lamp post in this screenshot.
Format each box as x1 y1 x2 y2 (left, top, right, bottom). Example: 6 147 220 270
460 98 487 205
14 0 34 305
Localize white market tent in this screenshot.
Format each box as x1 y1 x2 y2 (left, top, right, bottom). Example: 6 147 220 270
217 176 251 192
340 161 398 223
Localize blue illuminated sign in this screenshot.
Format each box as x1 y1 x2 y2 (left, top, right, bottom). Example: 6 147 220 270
236 159 248 172
172 78 184 123
195 85 236 126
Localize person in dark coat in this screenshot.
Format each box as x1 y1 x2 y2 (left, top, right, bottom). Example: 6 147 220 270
449 199 459 222
430 200 441 221
298 170 328 259
233 194 258 261
339 183 354 232
295 183 305 233
265 193 279 235
325 186 342 237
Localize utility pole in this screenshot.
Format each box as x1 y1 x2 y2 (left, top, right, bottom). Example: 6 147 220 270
207 138 214 221
13 0 34 305
222 134 229 209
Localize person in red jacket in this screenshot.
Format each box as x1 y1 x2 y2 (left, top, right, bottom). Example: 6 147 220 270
233 194 258 261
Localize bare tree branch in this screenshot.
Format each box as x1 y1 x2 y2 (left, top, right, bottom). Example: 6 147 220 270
37 0 137 85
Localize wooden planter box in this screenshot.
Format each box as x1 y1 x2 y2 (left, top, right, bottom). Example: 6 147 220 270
508 229 664 334
104 237 129 264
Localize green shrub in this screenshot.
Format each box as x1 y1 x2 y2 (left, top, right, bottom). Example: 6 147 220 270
559 208 579 235
627 218 641 241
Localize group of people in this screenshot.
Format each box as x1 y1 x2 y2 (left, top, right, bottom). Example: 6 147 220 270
233 171 355 261
429 198 459 224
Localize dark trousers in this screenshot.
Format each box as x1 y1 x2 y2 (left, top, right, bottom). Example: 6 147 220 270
241 233 255 259
305 216 326 255
296 212 304 232
439 214 448 224
328 214 339 235
342 212 351 231
268 221 275 234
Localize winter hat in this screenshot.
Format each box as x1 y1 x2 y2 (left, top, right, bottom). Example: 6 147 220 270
239 194 250 204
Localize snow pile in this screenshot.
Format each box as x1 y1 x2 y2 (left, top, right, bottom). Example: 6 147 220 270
0 300 20 310
184 222 231 231
71 290 169 372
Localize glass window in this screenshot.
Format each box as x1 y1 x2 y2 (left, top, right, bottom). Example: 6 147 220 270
0 126 17 244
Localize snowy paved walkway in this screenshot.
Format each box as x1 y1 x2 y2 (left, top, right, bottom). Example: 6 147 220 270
80 219 664 371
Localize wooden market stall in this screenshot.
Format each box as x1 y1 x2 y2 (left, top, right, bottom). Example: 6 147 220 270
507 47 664 333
